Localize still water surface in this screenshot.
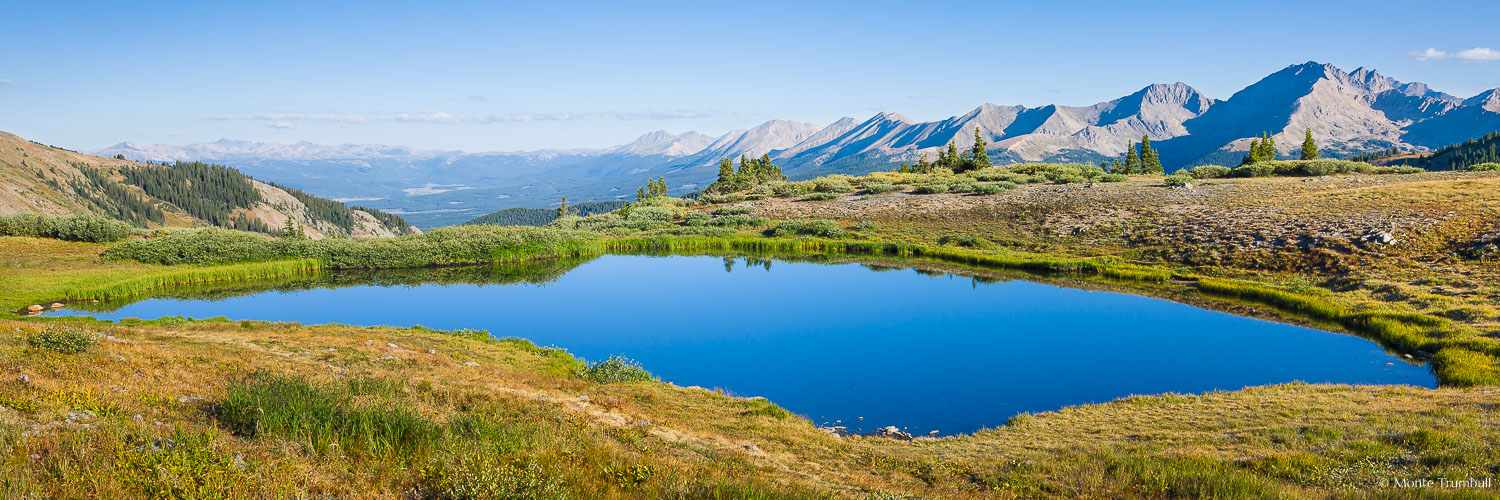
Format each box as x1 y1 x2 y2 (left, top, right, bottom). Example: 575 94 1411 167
53 255 1435 434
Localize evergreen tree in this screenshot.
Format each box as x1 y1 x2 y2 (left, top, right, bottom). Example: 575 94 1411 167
1123 141 1140 174
1243 138 1261 165
636 187 646 202
970 128 990 169
916 153 931 174
1260 132 1277 161
1139 135 1162 174
716 158 734 184
1300 127 1319 160
281 215 303 239
556 196 569 218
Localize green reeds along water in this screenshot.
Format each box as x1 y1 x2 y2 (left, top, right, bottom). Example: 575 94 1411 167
62 259 325 301
1195 278 1500 386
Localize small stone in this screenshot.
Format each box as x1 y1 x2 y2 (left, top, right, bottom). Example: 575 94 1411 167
576 395 590 402
48 303 64 309
177 396 203 404
461 361 479 367
928 430 940 436
26 305 43 313
426 349 436 355
387 343 399 349
18 374 29 384
743 444 760 452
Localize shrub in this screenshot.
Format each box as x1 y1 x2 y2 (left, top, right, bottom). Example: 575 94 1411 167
1386 166 1425 174
769 219 843 238
0 214 136 243
706 214 769 228
28 326 98 354
812 178 855 193
711 206 755 217
973 183 1005 195
1463 162 1500 172
947 181 979 193
912 184 949 194
968 169 1005 181
771 181 813 197
681 212 710 226
1189 165 1231 179
577 355 655 383
1163 173 1195 187
801 192 839 201
624 206 673 223
861 181 900 194
1231 163 1275 178
1099 173 1129 183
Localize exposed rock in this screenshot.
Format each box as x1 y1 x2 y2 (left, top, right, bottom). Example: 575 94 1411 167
177 396 203 404
461 361 479 367
48 302 64 309
26 305 42 313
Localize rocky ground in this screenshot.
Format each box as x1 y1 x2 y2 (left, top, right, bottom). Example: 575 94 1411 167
743 172 1500 272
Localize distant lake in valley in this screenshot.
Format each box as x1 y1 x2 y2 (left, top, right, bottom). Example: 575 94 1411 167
49 255 1436 435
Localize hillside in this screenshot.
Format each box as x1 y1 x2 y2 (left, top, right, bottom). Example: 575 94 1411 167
0 131 413 238
1359 131 1500 170
464 200 629 226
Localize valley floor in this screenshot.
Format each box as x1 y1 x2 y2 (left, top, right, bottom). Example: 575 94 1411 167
2 171 1500 498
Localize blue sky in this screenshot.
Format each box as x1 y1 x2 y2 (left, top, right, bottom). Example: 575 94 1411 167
3 0 1498 152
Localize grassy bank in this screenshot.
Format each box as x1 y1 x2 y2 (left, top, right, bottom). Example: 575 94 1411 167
1 316 1496 498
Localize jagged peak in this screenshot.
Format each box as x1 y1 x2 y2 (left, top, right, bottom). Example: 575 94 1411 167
1465 88 1500 111
871 111 915 124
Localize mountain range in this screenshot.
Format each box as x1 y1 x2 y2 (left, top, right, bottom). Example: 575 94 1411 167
96 62 1500 228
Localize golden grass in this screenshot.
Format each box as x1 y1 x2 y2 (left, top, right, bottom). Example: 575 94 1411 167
0 317 1495 498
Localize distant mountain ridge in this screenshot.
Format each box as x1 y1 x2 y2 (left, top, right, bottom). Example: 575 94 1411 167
95 62 1500 228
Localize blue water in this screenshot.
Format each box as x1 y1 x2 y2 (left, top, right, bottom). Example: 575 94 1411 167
51 255 1436 435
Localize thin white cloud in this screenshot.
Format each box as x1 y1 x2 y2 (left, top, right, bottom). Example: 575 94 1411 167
266 121 301 129
1409 47 1500 63
1454 47 1500 62
0 79 11 85
468 94 487 102
208 109 721 125
207 112 370 124
906 93 932 99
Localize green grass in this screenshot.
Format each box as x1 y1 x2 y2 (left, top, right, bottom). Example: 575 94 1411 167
1195 277 1500 386
61 259 323 301
215 374 441 459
